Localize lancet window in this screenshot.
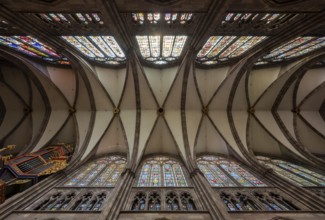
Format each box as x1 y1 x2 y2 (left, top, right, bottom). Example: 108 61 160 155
197 155 266 187
137 156 188 187
196 36 267 65
257 156 325 187
61 36 126 65
64 155 126 187
256 36 325 65
0 36 69 65
131 13 193 25
136 35 187 65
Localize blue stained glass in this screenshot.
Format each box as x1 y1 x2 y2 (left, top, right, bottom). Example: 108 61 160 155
61 36 126 65
64 156 126 187
137 156 188 187
257 157 325 186
258 37 325 65
136 35 187 65
197 155 266 187
0 36 69 65
163 164 175 187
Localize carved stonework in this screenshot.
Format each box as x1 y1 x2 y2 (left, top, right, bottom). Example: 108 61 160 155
214 187 309 212
127 188 202 211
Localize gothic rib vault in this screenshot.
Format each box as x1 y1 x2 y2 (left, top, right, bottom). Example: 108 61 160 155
0 0 324 219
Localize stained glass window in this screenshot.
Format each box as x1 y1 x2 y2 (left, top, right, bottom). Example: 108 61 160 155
196 36 267 65
36 13 103 25
137 156 188 187
221 13 297 26
197 155 266 187
256 37 325 65
0 36 69 65
61 36 126 65
132 13 193 25
64 156 126 187
257 156 325 187
136 35 187 65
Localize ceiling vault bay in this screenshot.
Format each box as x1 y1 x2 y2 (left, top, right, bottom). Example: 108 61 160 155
0 0 323 183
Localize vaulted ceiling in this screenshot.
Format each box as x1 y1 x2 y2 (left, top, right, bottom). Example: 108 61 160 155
0 0 324 171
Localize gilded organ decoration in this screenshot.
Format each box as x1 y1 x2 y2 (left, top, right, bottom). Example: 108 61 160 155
0 144 73 201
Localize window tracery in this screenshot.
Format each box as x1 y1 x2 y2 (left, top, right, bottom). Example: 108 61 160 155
137 156 188 187
196 36 267 65
64 155 126 187
131 13 193 25
136 35 187 65
32 190 107 212
256 37 325 65
217 189 301 212
130 190 197 211
257 156 325 187
180 192 196 211
0 36 69 65
166 191 180 211
36 13 104 25
131 192 147 211
148 192 161 211
61 36 126 65
197 155 266 187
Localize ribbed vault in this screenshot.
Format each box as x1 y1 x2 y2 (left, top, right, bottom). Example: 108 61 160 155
0 0 324 174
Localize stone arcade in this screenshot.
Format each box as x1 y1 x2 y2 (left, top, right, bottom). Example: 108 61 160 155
0 0 324 220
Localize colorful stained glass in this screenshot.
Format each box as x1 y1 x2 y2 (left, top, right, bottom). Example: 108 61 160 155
150 164 161 186
172 36 187 57
89 36 115 57
208 36 236 58
61 36 126 64
0 36 69 64
257 156 325 186
136 35 187 64
223 12 295 26
163 164 175 186
162 36 174 57
75 13 86 22
259 37 325 64
37 13 102 25
197 155 267 187
39 13 52 22
133 13 192 24
136 36 150 58
173 164 187 186
64 156 126 187
137 156 188 187
149 36 160 57
219 161 265 187
197 36 267 64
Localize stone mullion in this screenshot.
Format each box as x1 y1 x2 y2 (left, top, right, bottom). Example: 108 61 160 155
273 162 321 186
0 171 66 219
101 169 135 220
246 190 268 211
189 165 232 220
251 160 325 211
63 189 82 211
217 164 241 187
